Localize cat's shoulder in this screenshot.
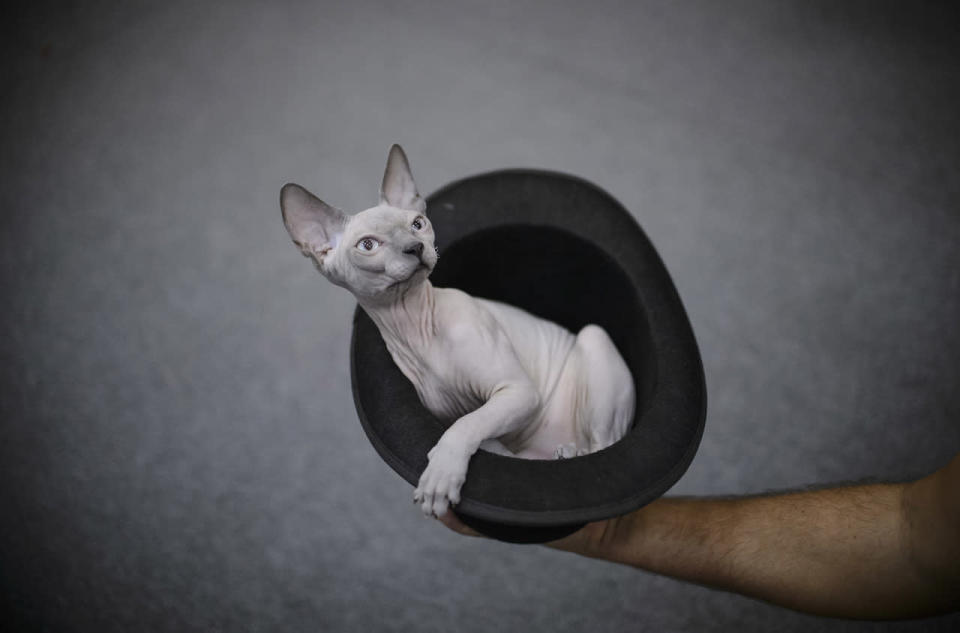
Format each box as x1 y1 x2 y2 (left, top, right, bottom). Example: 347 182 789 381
433 286 472 304
434 286 481 315
433 287 499 342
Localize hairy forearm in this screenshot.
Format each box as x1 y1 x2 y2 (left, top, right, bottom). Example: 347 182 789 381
557 484 959 619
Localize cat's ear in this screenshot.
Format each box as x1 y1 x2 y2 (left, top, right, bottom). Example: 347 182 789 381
380 144 426 212
280 183 347 263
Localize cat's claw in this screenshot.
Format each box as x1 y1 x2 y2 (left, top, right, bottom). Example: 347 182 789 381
414 441 469 518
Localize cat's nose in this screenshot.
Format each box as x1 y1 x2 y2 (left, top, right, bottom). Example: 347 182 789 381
403 242 424 258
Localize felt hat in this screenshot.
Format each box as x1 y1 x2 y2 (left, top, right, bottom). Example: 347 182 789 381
350 169 706 543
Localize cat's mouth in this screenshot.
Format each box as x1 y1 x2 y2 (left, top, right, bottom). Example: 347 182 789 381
409 262 431 278
388 262 431 289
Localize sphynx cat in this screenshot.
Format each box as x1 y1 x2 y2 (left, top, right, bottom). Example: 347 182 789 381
280 145 635 518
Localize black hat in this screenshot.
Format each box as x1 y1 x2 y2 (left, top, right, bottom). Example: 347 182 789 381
350 170 706 543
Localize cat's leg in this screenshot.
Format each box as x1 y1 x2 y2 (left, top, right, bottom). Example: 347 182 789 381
479 438 515 456
571 325 635 453
520 325 632 459
414 381 540 517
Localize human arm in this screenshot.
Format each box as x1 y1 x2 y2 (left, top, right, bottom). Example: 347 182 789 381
440 453 960 619
547 453 960 619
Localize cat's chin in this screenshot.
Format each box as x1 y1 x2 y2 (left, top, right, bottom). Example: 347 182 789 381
386 263 432 292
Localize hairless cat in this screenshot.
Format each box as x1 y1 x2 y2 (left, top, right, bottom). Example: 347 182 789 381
280 145 635 518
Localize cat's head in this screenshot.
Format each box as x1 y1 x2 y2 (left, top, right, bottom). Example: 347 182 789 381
280 144 438 302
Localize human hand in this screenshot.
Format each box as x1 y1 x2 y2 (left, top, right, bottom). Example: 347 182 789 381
435 509 620 557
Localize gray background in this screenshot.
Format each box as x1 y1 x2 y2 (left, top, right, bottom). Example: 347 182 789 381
2 1 959 631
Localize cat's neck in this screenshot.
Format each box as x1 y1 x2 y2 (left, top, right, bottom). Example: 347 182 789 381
359 280 438 348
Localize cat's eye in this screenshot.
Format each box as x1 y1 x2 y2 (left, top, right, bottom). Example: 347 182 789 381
411 216 426 231
356 237 381 252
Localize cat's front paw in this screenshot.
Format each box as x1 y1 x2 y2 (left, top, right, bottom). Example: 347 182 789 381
414 441 470 517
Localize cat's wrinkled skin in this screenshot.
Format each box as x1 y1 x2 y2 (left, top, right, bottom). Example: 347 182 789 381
280 145 635 518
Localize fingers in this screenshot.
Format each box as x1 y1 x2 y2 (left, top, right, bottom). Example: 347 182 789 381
437 509 482 537
544 519 612 555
